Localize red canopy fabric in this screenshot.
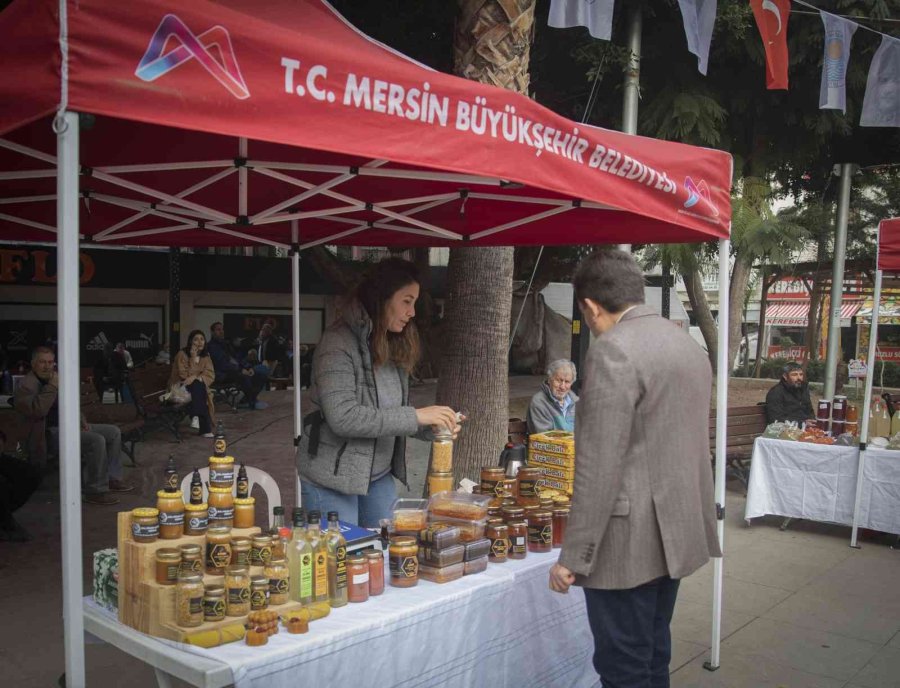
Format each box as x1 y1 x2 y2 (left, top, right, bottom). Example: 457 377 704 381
878 218 900 272
0 0 732 248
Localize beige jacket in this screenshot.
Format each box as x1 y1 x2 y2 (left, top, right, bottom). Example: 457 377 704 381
168 350 216 423
558 305 722 590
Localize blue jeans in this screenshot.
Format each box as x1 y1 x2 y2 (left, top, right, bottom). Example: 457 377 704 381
300 472 397 527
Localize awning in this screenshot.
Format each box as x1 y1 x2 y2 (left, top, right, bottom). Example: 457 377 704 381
765 300 862 327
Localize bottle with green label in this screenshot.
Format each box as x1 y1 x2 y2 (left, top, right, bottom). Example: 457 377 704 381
306 510 330 604
288 507 313 605
325 511 348 608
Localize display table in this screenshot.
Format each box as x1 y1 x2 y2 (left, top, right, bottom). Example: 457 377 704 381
84 550 597 688
744 437 900 535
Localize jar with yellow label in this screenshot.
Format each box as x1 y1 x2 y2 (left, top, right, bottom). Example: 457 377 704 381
264 557 290 606
230 536 252 567
233 497 255 529
155 548 181 586
156 490 185 540
427 471 454 496
207 486 234 529
178 543 203 575
250 575 269 611
183 502 209 536
202 584 226 622
480 467 506 500
225 565 251 616
250 534 273 566
205 526 233 576
131 508 159 543
208 455 235 489
176 573 204 628
516 467 542 508
388 536 419 588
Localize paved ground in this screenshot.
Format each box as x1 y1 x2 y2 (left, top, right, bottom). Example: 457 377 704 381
1 375 898 687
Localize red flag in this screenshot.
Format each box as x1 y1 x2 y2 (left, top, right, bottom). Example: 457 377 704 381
750 0 790 89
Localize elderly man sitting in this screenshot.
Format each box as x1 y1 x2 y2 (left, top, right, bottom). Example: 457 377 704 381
527 359 578 433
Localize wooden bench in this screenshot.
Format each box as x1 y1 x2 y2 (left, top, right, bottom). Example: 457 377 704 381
709 404 768 492
126 363 190 442
269 376 291 391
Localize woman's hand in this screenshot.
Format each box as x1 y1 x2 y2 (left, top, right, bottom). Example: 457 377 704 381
184 375 196 386
416 405 458 431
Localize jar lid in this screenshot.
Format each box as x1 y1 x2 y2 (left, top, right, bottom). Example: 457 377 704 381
489 523 508 532
209 455 235 464
268 557 287 565
508 519 527 527
184 502 208 511
531 510 553 518
230 536 252 546
481 467 506 475
390 535 416 547
156 548 181 561
225 565 248 574
252 534 272 544
517 467 542 477
347 553 367 564
179 543 202 554
178 572 203 583
207 525 231 535
208 486 233 494
432 428 453 440
204 584 225 595
486 517 505 526
552 507 571 515
250 575 268 586
364 550 384 559
502 507 524 515
156 489 184 499
132 507 159 518
429 471 453 477
234 497 255 505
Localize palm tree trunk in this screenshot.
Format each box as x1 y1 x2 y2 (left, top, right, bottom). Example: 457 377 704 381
729 255 753 376
683 267 718 372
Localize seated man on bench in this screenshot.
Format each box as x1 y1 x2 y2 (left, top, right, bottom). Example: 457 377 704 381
208 322 268 410
765 361 815 425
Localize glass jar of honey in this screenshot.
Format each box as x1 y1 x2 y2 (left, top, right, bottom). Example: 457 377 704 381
486 522 509 563
480 467 506 500
389 536 419 588
224 565 251 616
208 455 235 489
233 497 255 529
205 526 233 575
508 519 528 559
347 554 370 603
264 557 289 606
131 508 159 543
516 467 542 508
176 573 204 628
501 506 524 524
539 497 554 510
250 575 269 611
250 534 273 566
156 490 185 540
527 510 553 553
183 502 209 536
427 471 454 496
155 548 181 586
552 507 570 548
230 536 252 567
178 543 203 575
365 550 385 596
207 486 234 529
431 429 454 473
203 584 226 622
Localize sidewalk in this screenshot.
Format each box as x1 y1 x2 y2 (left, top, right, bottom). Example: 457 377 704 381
1 378 898 687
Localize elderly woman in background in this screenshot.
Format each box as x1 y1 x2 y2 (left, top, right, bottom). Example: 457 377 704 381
527 359 578 433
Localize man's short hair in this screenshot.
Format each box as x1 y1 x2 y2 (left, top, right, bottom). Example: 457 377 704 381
210 321 223 332
783 361 803 375
573 249 646 313
31 345 54 362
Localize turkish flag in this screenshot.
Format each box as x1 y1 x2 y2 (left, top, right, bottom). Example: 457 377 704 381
750 0 790 89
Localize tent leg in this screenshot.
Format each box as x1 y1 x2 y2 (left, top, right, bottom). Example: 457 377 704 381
707 238 729 671
291 220 303 509
58 110 85 688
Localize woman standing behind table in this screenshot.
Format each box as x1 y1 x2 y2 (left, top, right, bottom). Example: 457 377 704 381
169 330 216 438
296 258 460 526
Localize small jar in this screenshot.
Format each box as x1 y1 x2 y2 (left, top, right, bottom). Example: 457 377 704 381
208 455 235 488
552 508 570 548
156 490 185 540
176 573 204 628
178 543 203 575
233 497 256 529
427 471 454 496
389 536 419 588
250 575 269 611
431 430 454 473
501 506 525 525
205 526 233 575
155 548 181 586
230 536 252 567
264 557 290 606
516 468 542 508
347 554 370 603
527 510 553 553
131 508 159 543
224 565 251 616
508 520 528 559
486 522 509 563
183 502 209 536
250 534 273 566
365 550 385 596
487 506 503 519
480 467 506 499
203 584 226 622
207 486 234 529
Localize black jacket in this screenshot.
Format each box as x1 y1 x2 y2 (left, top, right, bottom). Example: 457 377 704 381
765 379 814 424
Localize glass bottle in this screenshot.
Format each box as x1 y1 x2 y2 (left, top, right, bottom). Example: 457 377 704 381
236 463 249 498
325 511 348 608
288 508 313 605
270 506 285 536
306 510 330 604
163 455 178 493
188 468 204 505
213 420 227 458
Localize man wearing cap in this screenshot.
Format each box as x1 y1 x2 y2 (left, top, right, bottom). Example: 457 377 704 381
765 362 815 425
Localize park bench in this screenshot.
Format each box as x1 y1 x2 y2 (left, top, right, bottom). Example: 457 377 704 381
125 363 190 442
210 379 241 412
81 378 144 464
708 403 768 492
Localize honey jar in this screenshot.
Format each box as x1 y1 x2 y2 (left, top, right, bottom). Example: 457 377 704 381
207 486 234 529
389 536 419 588
508 519 528 559
486 522 509 563
427 471 454 496
250 575 269 611
230 536 252 567
176 573 204 628
264 558 290 606
203 584 226 622
208 455 235 489
552 507 570 548
178 543 203 575
183 502 209 536
431 429 454 473
156 490 185 540
516 467 542 508
224 565 251 616
205 526 233 575
131 508 159 543
233 497 255 529
480 467 506 498
347 554 370 603
155 548 181 586
527 510 553 553
250 534 273 566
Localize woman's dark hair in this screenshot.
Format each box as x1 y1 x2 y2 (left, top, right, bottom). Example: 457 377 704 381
573 249 645 313
183 329 208 357
355 258 421 372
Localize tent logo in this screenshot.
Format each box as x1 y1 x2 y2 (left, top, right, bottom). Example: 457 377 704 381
135 14 250 100
683 177 719 218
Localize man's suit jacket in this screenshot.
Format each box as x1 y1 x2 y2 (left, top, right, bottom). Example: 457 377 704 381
558 304 722 590
13 371 57 468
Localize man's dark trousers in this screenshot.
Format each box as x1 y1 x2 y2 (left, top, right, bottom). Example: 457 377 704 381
583 576 680 688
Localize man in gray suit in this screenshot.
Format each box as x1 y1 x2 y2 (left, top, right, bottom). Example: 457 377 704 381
550 249 721 688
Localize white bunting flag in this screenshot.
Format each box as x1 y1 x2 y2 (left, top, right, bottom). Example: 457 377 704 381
677 0 717 75
861 35 900 127
819 12 858 113
548 0 615 41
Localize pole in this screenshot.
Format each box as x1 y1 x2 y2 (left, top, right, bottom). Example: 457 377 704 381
618 1 642 253
823 163 854 399
57 110 86 687
291 220 303 507
168 247 181 359
705 238 729 672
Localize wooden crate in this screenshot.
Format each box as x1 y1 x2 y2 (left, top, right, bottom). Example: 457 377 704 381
116 512 307 641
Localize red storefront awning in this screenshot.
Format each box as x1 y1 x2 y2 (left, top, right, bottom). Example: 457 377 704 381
766 300 863 327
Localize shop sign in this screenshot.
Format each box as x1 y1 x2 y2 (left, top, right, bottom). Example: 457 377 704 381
767 345 808 360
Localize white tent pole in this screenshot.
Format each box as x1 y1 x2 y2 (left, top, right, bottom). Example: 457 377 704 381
96 160 232 174
291 220 303 508
0 212 58 234
707 237 729 672
850 253 882 548
469 204 574 240
57 110 85 687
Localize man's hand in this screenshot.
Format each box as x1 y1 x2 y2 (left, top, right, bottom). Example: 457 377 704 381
49 372 59 388
184 376 196 386
549 563 576 594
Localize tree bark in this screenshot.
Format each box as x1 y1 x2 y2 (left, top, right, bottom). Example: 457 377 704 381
728 254 753 376
682 267 718 372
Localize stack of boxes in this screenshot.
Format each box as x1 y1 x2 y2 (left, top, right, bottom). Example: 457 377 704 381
527 430 575 497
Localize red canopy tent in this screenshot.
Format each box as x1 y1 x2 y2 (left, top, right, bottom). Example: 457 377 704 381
0 1 733 684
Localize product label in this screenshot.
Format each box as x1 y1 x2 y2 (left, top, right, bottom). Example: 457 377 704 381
190 485 203 503
202 597 225 620
158 511 184 526
335 546 348 590
490 537 509 558
250 545 272 565
518 479 538 498
250 589 268 610
227 586 250 605
188 595 202 615
314 553 328 597
188 514 209 531
165 474 178 491
511 535 526 554
481 479 502 496
214 439 227 457
233 550 250 566
208 505 234 521
164 563 179 581
179 559 203 575
300 554 313 599
236 478 249 498
390 554 419 578
131 522 159 539
269 577 289 595
209 467 234 484
206 543 232 569
540 525 552 545
352 571 370 585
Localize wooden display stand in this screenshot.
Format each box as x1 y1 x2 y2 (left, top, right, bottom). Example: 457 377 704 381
117 512 304 642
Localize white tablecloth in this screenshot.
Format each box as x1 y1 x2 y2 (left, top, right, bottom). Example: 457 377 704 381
745 437 900 535
85 550 599 688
